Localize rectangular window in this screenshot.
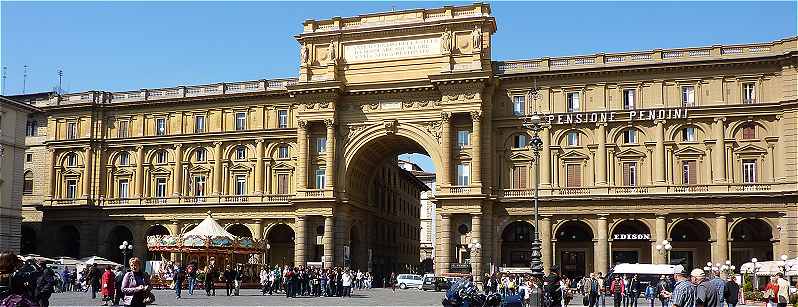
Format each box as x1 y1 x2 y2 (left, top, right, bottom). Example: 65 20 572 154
235 175 247 195
25 153 32 163
316 137 327 154
66 122 77 140
155 118 166 136
742 83 756 104
567 132 579 146
566 164 582 187
277 174 289 194
196 149 206 162
235 112 247 131
118 121 129 138
156 151 167 164
236 147 246 160
512 166 528 189
23 180 33 195
156 178 167 198
623 129 637 144
682 160 697 185
67 154 77 167
622 162 637 186
278 145 289 159
567 92 581 112
512 95 525 116
26 120 38 136
194 115 206 133
457 130 471 148
681 86 695 107
513 134 527 149
119 179 129 199
278 110 288 128
623 89 636 110
742 159 757 183
682 127 696 142
66 179 77 199
315 167 326 189
456 163 470 186
193 176 206 197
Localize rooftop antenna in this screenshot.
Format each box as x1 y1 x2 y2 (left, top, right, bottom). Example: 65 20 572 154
58 69 63 94
2 66 6 95
22 65 28 94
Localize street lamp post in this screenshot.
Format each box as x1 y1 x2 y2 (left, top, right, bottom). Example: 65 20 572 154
655 240 672 264
522 86 546 279
751 258 761 290
469 240 482 275
119 241 134 270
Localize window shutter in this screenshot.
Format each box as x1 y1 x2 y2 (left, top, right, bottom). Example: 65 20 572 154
566 164 581 187
743 125 756 139
687 161 697 184
623 163 631 186
278 174 288 194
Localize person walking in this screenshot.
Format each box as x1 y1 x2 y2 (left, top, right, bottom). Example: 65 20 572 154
342 270 352 297
223 265 234 296
611 276 625 307
260 266 269 295
629 275 641 307
764 276 780 307
100 266 115 306
775 273 789 307
113 266 124 306
645 282 656 307
694 269 719 307
88 263 100 299
186 262 197 296
596 272 607 307
723 276 739 307
544 265 563 307
173 263 184 299
35 267 56 307
120 257 152 307
656 275 672 307
659 268 694 307
390 272 397 292
61 269 71 292
203 265 217 296
233 265 243 296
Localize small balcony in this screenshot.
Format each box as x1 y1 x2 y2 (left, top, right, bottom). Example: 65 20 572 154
497 181 791 200
49 194 295 207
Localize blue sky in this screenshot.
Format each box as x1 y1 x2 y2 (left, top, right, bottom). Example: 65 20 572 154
2 1 796 171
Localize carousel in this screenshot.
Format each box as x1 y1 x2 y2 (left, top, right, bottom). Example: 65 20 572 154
146 211 266 288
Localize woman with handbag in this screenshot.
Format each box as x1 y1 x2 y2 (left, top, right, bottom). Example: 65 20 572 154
100 265 115 306
121 257 153 307
764 276 780 307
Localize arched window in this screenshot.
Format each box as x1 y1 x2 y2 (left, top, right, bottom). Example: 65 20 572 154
278 145 289 159
681 127 696 142
23 171 33 195
155 150 167 164
66 153 77 167
742 123 756 139
622 129 637 144
566 132 579 146
236 146 246 160
195 148 206 162
513 134 527 149
119 151 130 166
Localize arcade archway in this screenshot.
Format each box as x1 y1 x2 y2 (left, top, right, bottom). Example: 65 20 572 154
145 225 171 261
21 226 37 255
670 219 711 269
555 221 594 279
610 220 652 265
266 224 294 266
500 221 535 267
106 225 134 263
56 225 80 258
730 218 773 266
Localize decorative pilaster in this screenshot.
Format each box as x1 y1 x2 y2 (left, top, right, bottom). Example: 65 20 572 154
595 215 609 274
213 142 223 196
596 123 607 186
714 215 728 263
135 146 144 198
294 216 306 266
655 120 666 183
172 144 183 196
297 120 309 190
440 113 452 187
47 149 56 198
471 111 482 189
438 213 451 274
540 127 551 188
254 139 265 195
82 145 93 197
712 118 727 183
324 119 336 190
655 215 667 264
471 214 482 279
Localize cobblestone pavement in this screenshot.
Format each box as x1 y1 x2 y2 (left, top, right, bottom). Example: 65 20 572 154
49 288 444 306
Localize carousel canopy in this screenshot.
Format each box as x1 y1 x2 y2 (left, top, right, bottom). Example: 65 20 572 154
182 212 237 239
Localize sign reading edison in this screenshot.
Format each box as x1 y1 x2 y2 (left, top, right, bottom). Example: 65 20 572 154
344 37 441 62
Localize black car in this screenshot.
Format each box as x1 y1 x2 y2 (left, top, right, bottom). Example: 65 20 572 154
422 276 450 291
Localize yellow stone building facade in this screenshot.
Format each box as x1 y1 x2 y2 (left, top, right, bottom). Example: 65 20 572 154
19 3 798 279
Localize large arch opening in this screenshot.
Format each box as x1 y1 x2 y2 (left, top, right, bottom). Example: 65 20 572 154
670 219 711 270
56 225 80 258
500 221 535 267
266 224 294 266
730 219 773 266
344 128 440 281
555 221 594 279
106 225 134 264
611 220 652 265
20 226 37 255
145 225 171 261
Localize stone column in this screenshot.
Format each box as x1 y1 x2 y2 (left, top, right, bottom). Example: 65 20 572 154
552 154 560 188
82 146 93 197
294 216 306 266
324 119 336 190
540 128 552 188
471 111 482 188
714 215 728 263
213 141 223 195
172 144 183 196
297 120 308 190
471 214 482 278
712 118 727 183
775 115 785 181
440 113 452 187
324 216 334 268
47 149 56 198
254 139 265 195
439 213 451 273
596 216 609 274
135 146 145 198
655 120 666 183
540 216 552 273
655 215 667 264
596 124 607 186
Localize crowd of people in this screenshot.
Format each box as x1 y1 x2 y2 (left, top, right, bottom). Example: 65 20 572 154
257 265 373 297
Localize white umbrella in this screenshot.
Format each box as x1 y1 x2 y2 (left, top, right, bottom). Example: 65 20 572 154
80 256 121 267
21 254 57 262
57 257 82 266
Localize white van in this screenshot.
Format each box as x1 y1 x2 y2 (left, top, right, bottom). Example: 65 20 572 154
396 274 424 289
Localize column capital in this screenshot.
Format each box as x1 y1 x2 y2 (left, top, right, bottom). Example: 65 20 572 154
714 116 727 123
135 145 144 151
255 139 265 144
595 122 608 128
83 145 92 152
470 110 483 121
213 141 223 147
173 143 183 149
440 112 451 122
324 118 336 128
298 120 309 130
597 214 609 220
655 119 666 125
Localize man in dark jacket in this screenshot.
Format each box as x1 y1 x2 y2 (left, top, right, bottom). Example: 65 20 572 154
223 265 235 296
113 266 124 305
544 265 563 307
722 277 739 307
87 264 100 299
35 267 56 307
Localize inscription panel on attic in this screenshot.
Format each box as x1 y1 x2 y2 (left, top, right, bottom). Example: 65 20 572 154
344 37 441 62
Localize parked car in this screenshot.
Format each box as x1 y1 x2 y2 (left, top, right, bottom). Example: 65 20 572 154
397 274 424 289
421 276 450 291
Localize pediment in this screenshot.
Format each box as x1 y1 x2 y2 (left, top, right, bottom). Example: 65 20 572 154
615 148 646 159
273 162 295 170
188 165 209 173
229 164 252 172
152 167 173 174
673 146 705 157
734 144 767 155
509 152 533 161
62 169 81 177
559 150 589 160
113 168 133 176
